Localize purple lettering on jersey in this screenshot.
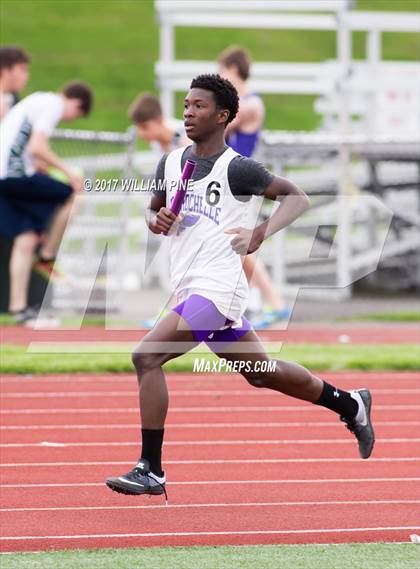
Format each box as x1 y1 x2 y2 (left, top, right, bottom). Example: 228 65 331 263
178 192 221 226
206 202 215 222
201 200 209 219
182 192 193 211
198 195 204 214
193 193 200 213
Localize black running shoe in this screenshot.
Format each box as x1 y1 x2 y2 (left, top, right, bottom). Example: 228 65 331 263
10 306 39 325
341 388 375 459
106 459 167 500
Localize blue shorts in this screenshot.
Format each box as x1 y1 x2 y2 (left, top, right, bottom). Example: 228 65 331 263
0 174 72 238
172 293 252 350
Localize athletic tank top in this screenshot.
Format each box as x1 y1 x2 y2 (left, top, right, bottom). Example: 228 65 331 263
164 145 251 321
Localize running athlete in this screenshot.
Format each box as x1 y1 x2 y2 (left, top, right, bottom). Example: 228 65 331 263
106 74 374 498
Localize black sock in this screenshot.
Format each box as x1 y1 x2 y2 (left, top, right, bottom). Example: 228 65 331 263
141 428 164 476
315 381 358 420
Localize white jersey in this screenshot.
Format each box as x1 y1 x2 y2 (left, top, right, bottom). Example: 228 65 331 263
0 92 64 179
0 92 15 119
165 146 251 322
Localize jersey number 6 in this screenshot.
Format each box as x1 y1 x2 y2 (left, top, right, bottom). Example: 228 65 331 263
205 181 221 206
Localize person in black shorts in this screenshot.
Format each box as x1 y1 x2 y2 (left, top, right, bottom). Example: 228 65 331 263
106 74 374 499
0 81 93 324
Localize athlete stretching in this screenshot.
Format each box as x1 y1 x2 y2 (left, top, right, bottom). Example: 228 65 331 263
106 75 374 498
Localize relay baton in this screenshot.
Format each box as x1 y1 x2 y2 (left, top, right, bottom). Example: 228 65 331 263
163 159 196 234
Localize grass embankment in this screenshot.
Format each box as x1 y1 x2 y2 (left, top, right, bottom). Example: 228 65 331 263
1 0 418 132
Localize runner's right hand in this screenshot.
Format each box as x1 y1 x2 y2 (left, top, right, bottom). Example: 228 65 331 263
154 207 183 235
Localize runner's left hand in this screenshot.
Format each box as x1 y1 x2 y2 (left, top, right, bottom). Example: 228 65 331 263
225 227 264 255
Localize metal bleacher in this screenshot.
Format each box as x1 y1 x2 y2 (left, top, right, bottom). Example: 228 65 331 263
154 0 420 297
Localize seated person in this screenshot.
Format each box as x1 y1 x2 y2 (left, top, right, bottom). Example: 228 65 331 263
0 81 94 324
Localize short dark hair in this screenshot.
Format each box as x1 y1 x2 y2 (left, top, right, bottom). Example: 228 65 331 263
60 80 93 116
218 45 251 81
190 74 239 125
128 93 162 124
0 46 30 71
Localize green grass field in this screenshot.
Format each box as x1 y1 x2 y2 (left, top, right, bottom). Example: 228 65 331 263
1 342 418 374
3 543 419 569
1 0 419 132
342 311 420 322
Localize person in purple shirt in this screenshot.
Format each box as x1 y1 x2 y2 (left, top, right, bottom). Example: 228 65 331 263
218 45 264 157
218 46 291 327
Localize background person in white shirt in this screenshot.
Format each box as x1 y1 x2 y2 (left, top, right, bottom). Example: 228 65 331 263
0 81 93 324
0 45 30 119
128 92 190 153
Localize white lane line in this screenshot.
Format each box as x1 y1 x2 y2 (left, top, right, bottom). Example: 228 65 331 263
1 438 419 449
2 420 417 431
2 499 419 513
1 404 418 414
2 477 419 489
1 374 417 384
1 457 418 468
1 526 420 541
2 388 419 398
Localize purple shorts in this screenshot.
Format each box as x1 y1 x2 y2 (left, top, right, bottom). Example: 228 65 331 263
172 294 252 350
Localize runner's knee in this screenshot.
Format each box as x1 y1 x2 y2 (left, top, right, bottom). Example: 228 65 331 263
245 374 267 388
244 359 288 388
131 349 164 374
243 361 275 388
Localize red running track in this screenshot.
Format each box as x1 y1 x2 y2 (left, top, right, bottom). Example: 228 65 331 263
0 372 419 552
